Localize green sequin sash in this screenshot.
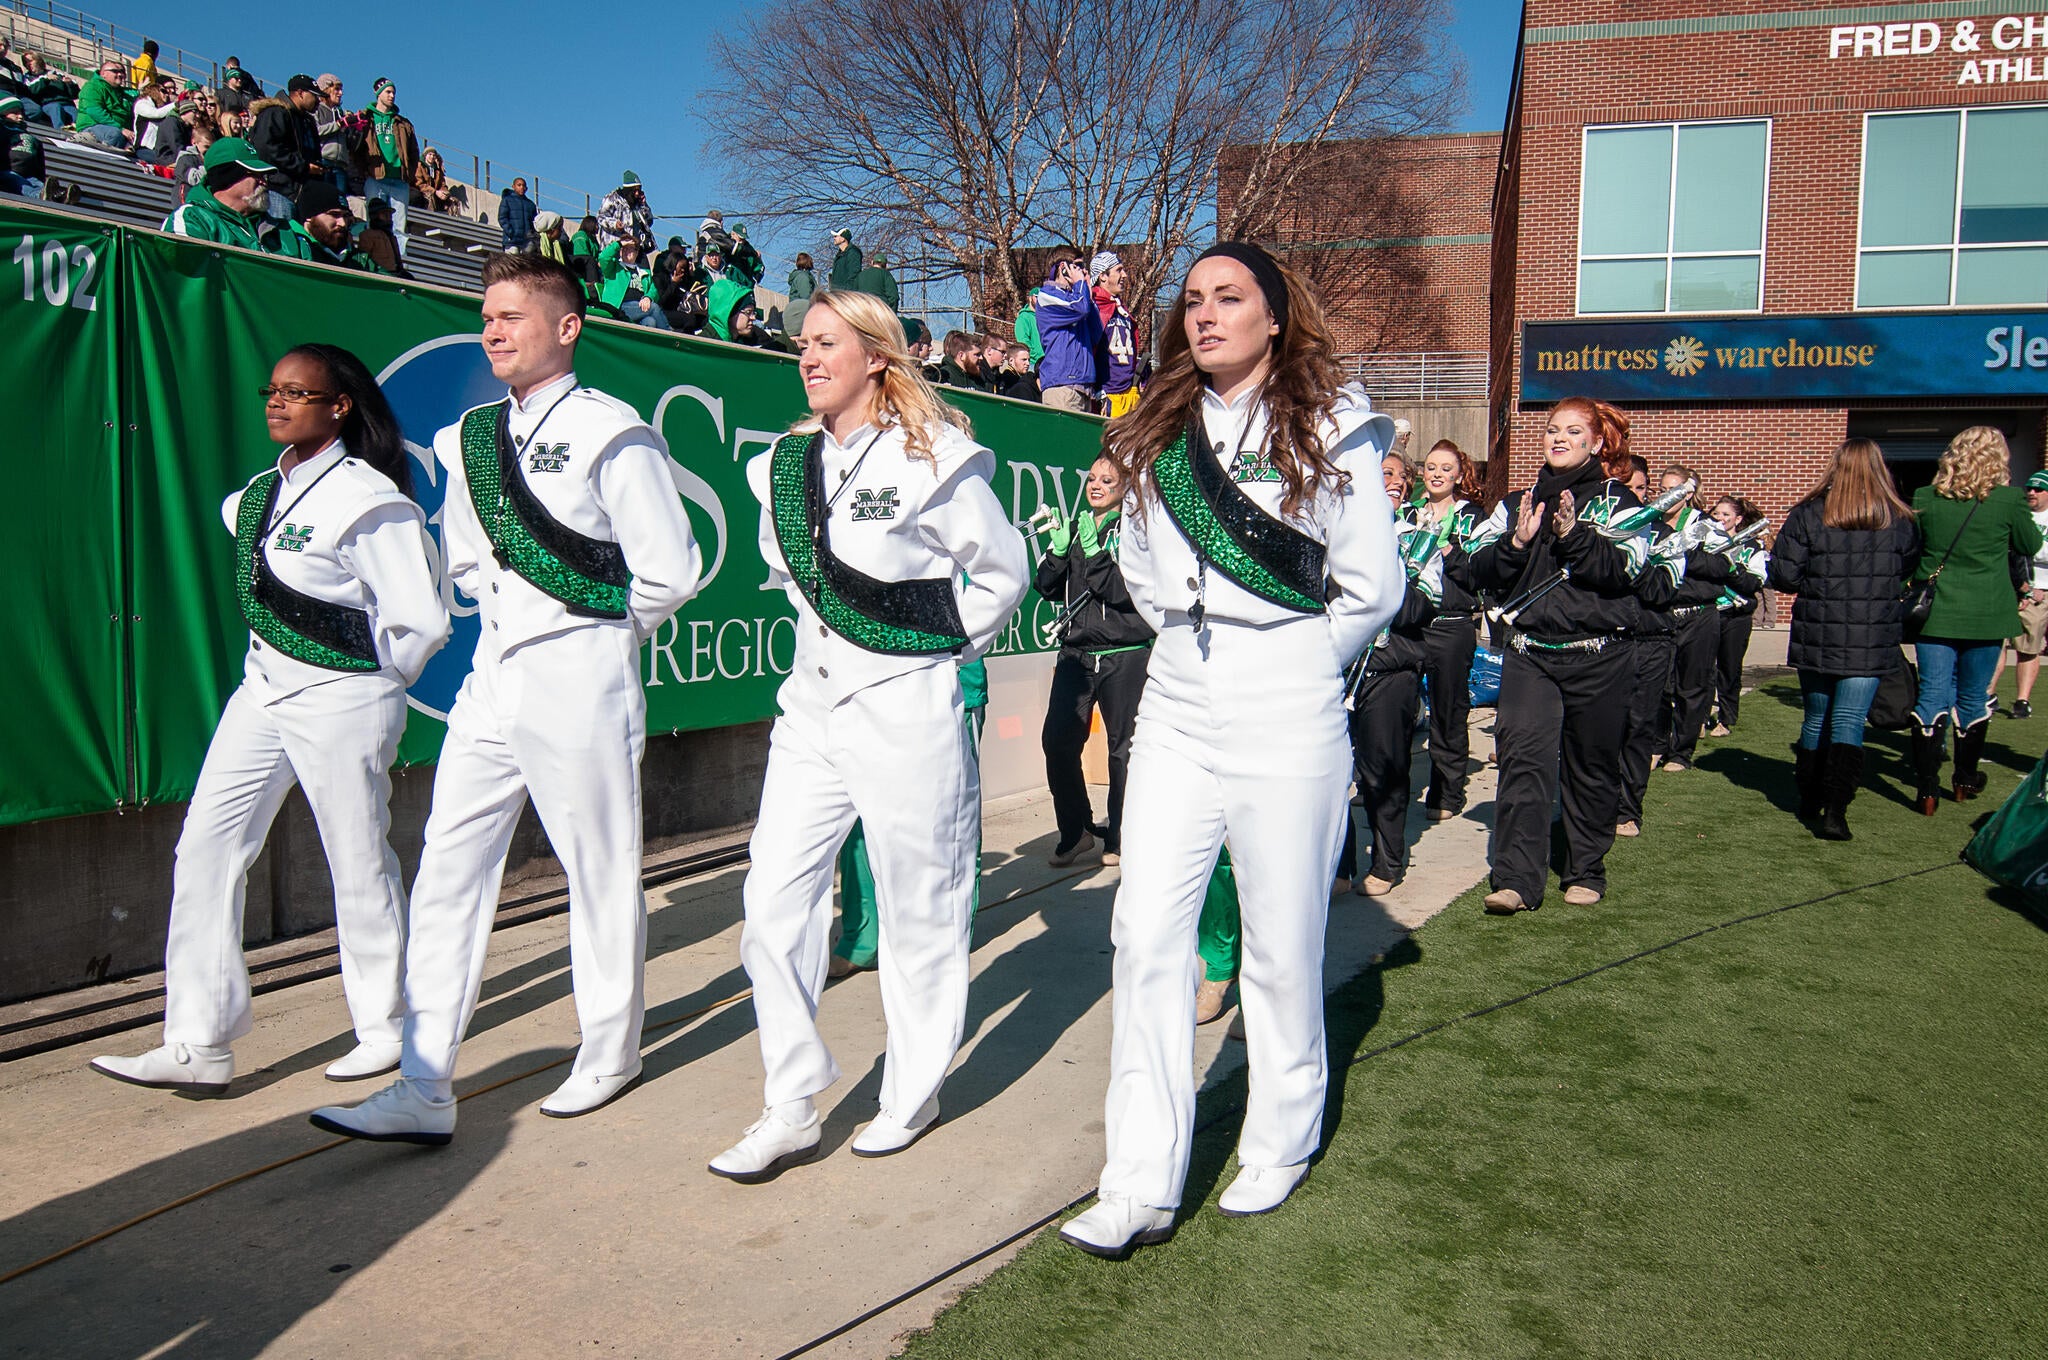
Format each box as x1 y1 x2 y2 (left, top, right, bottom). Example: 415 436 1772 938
769 432 968 656
459 403 630 620
233 471 381 672
1153 421 1326 614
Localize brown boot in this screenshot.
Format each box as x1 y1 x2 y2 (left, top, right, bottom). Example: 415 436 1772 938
1194 977 1231 1025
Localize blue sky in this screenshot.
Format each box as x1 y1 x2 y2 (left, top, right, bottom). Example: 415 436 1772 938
87 0 1522 266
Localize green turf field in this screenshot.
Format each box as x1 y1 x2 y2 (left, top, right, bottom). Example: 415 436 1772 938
903 678 2048 1358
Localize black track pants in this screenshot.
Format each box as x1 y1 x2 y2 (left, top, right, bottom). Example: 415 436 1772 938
1043 646 1150 852
1618 634 1674 824
1658 608 1721 763
1422 615 1477 813
1348 667 1421 884
1714 611 1753 727
1490 641 1634 905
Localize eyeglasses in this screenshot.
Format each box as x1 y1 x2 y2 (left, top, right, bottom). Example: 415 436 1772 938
257 385 337 404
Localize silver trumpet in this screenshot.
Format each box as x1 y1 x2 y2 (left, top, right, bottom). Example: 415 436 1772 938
1042 589 1096 646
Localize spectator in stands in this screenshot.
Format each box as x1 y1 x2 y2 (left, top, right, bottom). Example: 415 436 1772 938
1031 246 1105 412
355 195 407 276
937 331 988 391
20 53 78 126
695 207 733 259
248 76 320 221
164 136 283 253
569 212 602 295
855 248 900 309
728 222 764 287
217 65 258 115
357 78 418 235
532 210 569 267
599 171 655 252
979 335 1009 383
1014 300 1043 365
76 57 135 149
655 252 707 333
130 75 185 167
221 57 260 96
698 240 735 289
413 147 462 214
498 176 538 251
1001 343 1040 401
784 251 817 336
707 275 784 350
654 234 690 281
0 97 47 198
0 39 21 83
1091 252 1141 417
829 226 863 290
311 74 352 192
171 120 214 204
130 40 159 89
280 181 380 271
598 235 670 329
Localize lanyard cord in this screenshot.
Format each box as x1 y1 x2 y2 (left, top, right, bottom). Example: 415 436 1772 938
501 387 579 510
261 451 348 538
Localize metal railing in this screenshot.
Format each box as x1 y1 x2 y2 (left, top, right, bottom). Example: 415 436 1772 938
1341 351 1488 402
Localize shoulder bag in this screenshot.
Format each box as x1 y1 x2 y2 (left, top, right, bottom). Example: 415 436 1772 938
1900 497 1981 635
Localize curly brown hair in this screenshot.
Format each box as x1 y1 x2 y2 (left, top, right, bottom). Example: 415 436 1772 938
1105 250 1350 521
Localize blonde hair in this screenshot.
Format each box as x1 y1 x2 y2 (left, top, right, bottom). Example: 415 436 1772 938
1932 425 2011 501
791 288 969 467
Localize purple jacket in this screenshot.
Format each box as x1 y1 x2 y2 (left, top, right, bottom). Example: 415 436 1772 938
1032 276 1106 391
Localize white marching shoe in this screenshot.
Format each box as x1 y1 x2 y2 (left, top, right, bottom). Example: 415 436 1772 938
324 1041 403 1082
708 1104 822 1183
1218 1162 1310 1217
540 1059 644 1118
309 1077 456 1146
1060 1194 1176 1258
90 1043 233 1096
850 1096 940 1157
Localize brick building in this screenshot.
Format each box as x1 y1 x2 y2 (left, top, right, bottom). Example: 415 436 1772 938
1491 1 2048 520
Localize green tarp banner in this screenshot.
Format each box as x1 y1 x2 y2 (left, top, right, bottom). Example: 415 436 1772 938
3 203 1104 827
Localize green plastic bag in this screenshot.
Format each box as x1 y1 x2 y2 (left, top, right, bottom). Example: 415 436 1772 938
1962 751 2048 901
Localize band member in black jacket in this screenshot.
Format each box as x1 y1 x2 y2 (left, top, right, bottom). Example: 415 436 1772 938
1708 495 1770 733
1413 439 1486 820
1617 457 1684 837
1470 397 1672 913
1037 455 1155 866
1651 465 1733 772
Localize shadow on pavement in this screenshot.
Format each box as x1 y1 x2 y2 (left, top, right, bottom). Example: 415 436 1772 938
0 1054 534 1360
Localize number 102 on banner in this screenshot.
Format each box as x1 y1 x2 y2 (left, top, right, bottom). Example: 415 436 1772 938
11 234 101 311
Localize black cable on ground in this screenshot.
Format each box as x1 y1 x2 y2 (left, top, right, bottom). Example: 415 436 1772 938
770 859 1966 1359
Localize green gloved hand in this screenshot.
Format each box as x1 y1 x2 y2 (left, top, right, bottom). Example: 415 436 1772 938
1045 510 1072 555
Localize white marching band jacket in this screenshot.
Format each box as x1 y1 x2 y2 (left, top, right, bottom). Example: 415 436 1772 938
222 439 450 700
434 371 704 653
747 419 1030 710
1116 384 1407 666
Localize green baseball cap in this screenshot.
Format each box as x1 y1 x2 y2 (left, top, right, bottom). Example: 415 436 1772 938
2026 470 2048 491
203 136 275 175
619 170 640 187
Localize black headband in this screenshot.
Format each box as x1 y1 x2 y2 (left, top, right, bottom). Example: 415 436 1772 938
1192 241 1289 339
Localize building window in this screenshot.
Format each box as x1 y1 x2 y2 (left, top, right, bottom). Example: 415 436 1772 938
1576 120 1770 316
1857 105 2048 310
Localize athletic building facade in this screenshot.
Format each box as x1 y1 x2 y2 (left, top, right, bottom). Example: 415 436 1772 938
1490 0 2048 518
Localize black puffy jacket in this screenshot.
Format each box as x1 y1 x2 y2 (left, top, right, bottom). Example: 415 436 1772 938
1033 512 1153 653
1767 497 1923 676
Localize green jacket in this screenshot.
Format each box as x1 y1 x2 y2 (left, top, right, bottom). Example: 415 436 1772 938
278 221 382 272
830 242 863 292
163 187 280 253
853 263 899 311
1014 305 1043 363
76 75 134 131
596 240 654 312
1912 483 2045 640
706 276 751 341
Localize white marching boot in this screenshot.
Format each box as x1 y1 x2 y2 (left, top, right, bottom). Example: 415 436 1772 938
1060 1194 1176 1258
1218 1162 1310 1217
850 1096 941 1157
708 1103 822 1184
539 1058 644 1118
309 1077 457 1146
90 1043 233 1096
324 1041 403 1082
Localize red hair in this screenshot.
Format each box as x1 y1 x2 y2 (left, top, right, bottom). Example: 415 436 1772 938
1547 396 1632 479
1422 439 1484 500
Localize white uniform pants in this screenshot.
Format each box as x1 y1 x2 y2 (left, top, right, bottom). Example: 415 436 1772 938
1100 618 1351 1210
162 677 408 1049
741 664 978 1122
399 625 648 1096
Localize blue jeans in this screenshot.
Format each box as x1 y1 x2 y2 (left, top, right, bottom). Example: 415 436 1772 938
39 101 75 126
80 123 126 149
363 176 408 236
628 299 672 330
1797 672 1881 749
1914 638 2000 729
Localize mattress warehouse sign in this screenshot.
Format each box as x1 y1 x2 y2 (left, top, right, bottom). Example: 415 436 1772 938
1520 314 2048 402
1829 14 2048 85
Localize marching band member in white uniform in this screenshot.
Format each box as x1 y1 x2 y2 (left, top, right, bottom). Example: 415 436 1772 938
92 345 448 1095
709 288 1028 1182
313 254 701 1144
1060 244 1404 1256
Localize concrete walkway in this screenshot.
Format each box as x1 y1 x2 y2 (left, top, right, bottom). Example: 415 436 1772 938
0 725 1497 1360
